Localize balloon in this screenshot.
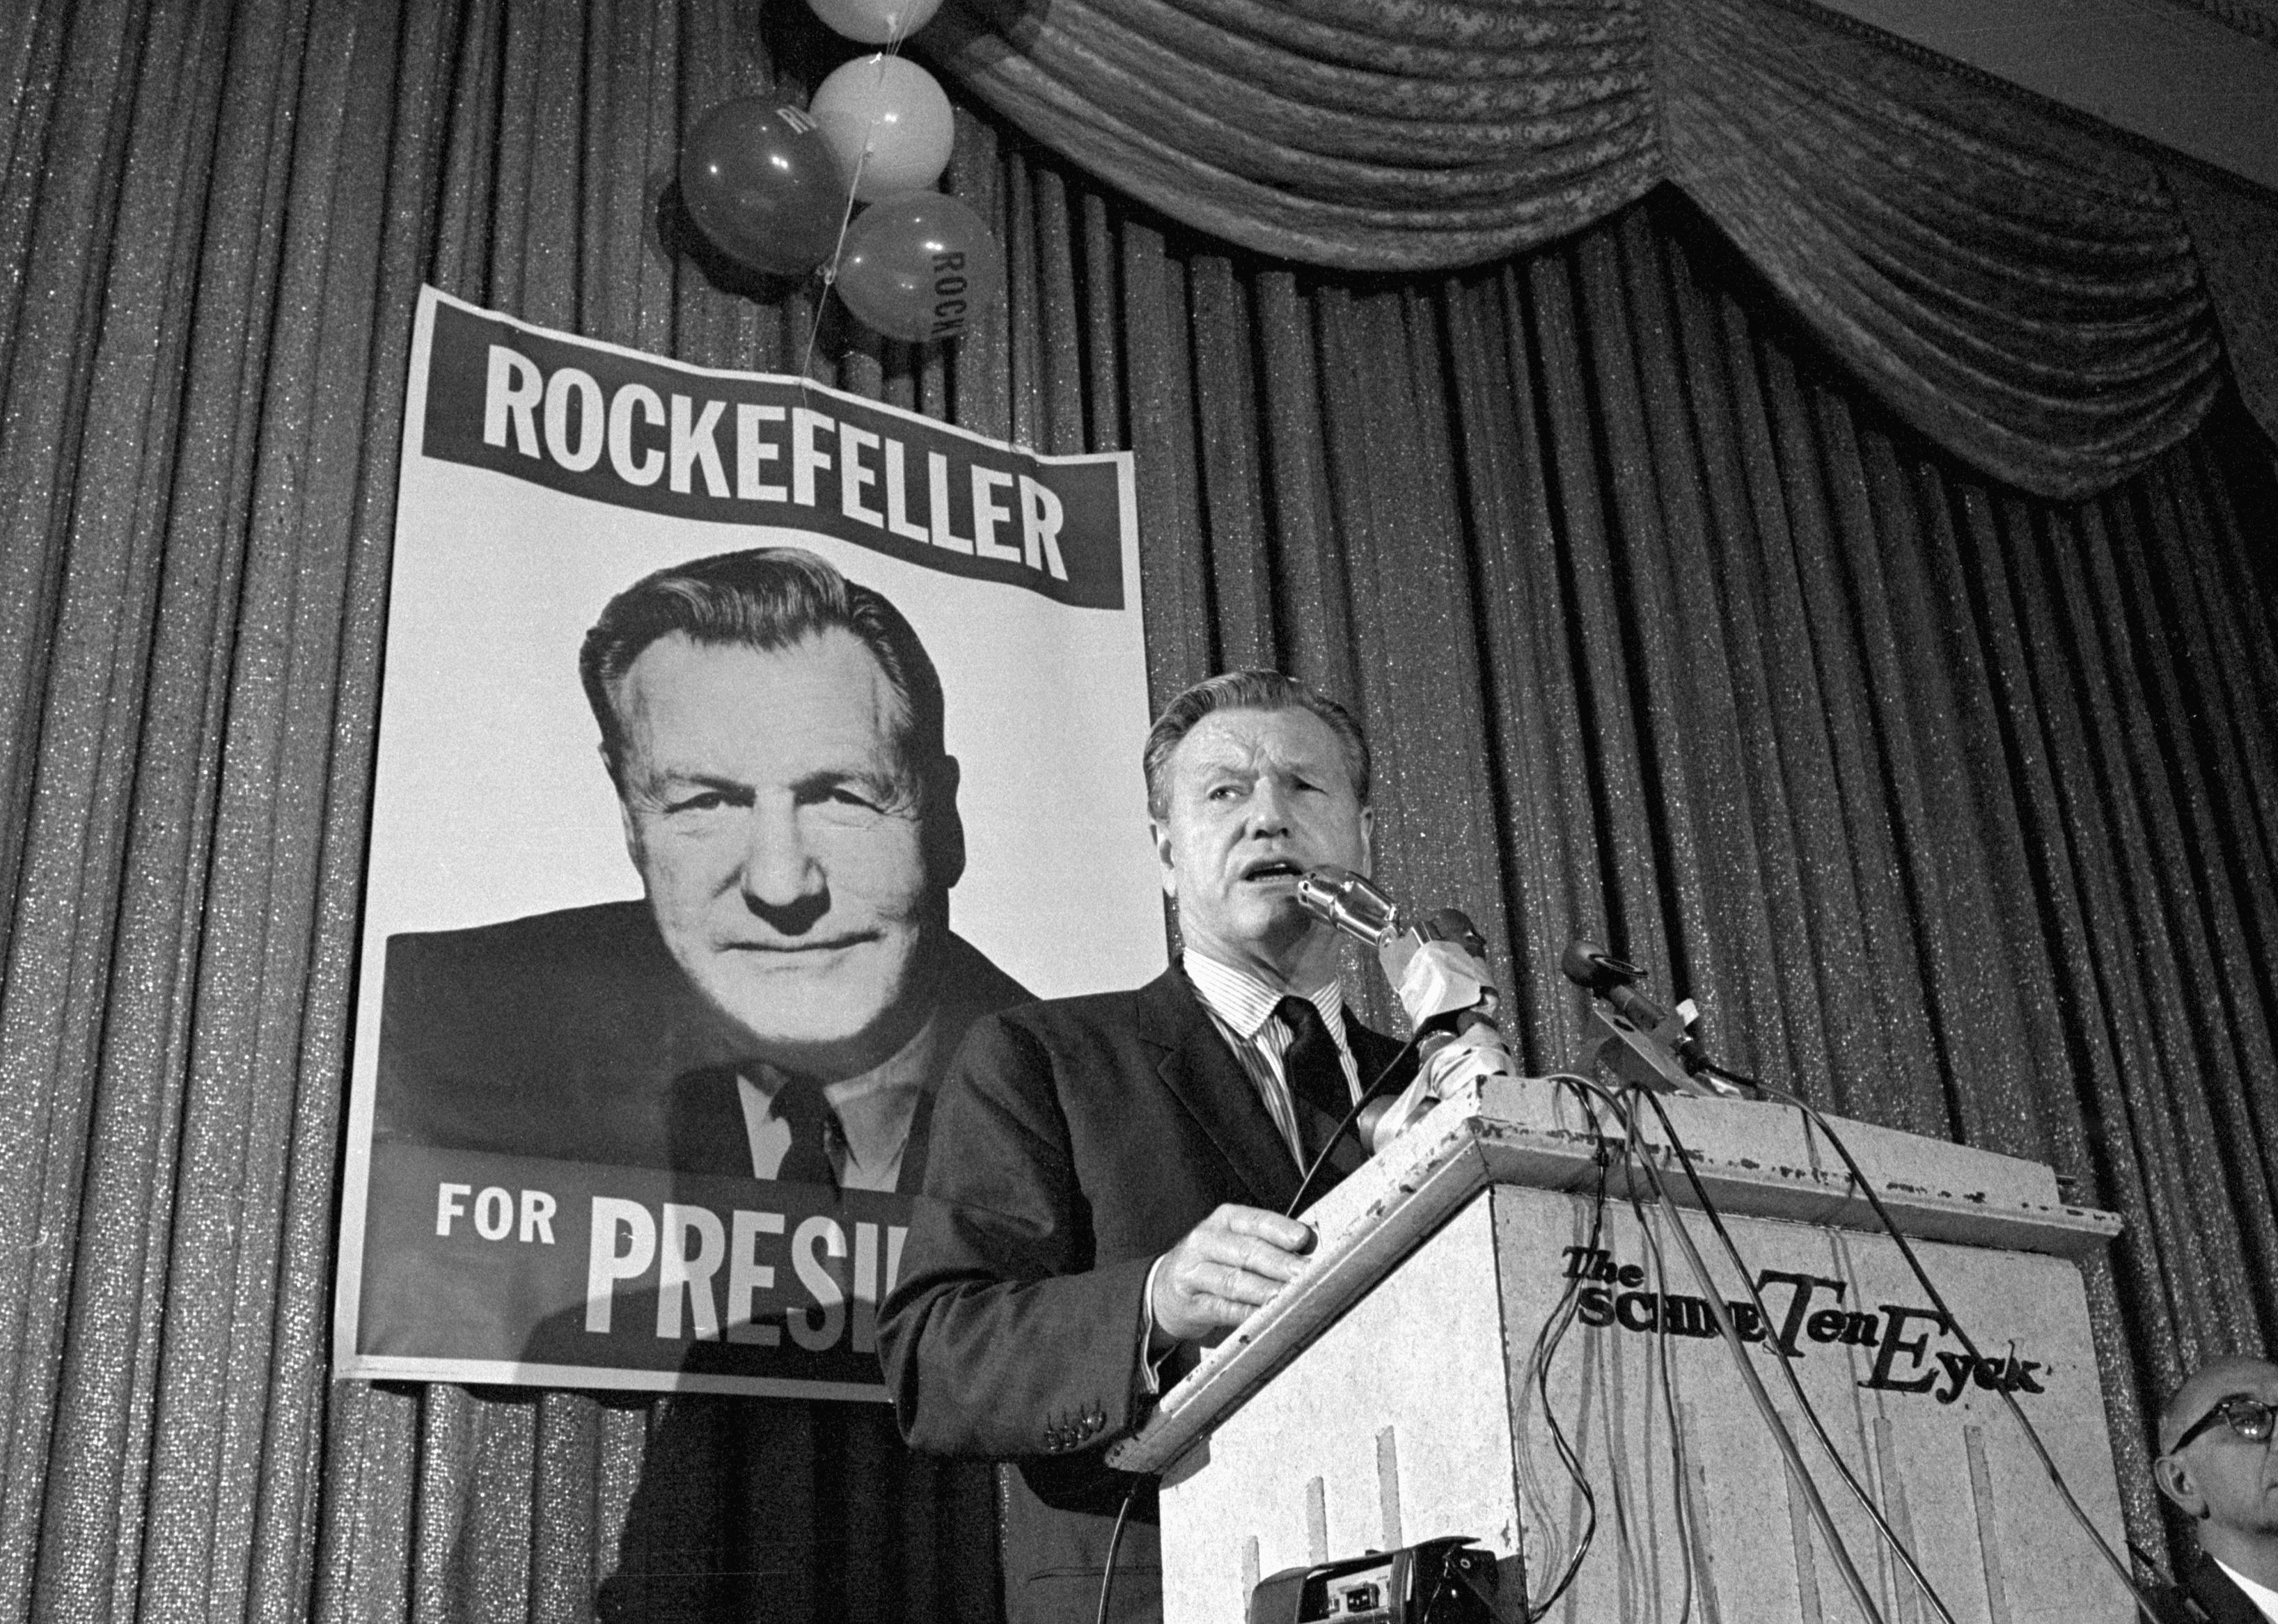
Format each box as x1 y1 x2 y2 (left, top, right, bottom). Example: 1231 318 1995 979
678 97 847 276
833 192 1003 343
806 0 943 45
809 55 955 202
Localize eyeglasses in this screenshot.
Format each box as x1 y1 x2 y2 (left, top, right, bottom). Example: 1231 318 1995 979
2174 1395 2278 1451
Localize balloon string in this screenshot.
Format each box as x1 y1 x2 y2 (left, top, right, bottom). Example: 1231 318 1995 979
804 28 906 391
804 157 864 390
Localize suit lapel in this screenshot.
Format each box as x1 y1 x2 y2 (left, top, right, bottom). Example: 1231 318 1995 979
2187 1559 2268 1624
667 1064 755 1177
1138 968 1302 1212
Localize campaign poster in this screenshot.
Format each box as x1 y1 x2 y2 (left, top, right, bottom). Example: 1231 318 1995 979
333 287 1159 1398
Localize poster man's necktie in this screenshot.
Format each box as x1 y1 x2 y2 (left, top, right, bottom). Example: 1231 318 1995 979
769 1075 841 1188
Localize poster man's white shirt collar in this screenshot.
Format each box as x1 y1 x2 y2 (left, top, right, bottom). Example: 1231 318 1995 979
735 1011 940 1192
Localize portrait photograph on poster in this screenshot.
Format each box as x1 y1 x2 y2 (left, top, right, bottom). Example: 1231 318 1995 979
333 287 1158 1399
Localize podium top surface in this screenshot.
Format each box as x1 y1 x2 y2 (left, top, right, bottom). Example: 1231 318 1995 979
1107 1073 2120 1474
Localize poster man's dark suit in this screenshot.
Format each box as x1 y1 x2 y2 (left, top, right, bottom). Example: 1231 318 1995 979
375 898 1030 1181
375 898 1032 1624
878 963 1415 1624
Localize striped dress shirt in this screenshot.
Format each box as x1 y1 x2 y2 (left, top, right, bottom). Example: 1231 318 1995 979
1182 950 1362 1168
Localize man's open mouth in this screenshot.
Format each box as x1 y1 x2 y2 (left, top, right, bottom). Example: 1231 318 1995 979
1240 859 1305 884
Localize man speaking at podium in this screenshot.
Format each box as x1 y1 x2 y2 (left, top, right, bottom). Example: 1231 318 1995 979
880 671 1417 1624
2155 1355 2278 1623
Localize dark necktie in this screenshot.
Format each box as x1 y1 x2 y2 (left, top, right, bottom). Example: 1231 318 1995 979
1275 995 1351 1165
769 1075 841 1188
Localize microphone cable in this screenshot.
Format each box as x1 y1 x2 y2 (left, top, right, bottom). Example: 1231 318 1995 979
1284 1036 1420 1218
1092 1477 1141 1624
1585 1079 1894 1624
1570 954 2080 1621
1698 1064 2179 1624
1517 1075 1626 1619
1621 1083 1960 1624
1617 1131 1706 1624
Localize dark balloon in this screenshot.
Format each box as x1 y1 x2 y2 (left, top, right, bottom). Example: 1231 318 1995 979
677 98 848 277
832 192 1003 344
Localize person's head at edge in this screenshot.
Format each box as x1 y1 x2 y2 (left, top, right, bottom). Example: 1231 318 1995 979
1143 670 1372 992
581 546 964 1081
2154 1354 2278 1586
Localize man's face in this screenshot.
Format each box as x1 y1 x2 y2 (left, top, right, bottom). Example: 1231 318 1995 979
1151 705 1371 982
613 629 957 1078
2156 1358 2278 1550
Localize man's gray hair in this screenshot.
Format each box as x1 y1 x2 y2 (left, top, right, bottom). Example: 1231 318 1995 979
1142 670 1370 820
579 546 944 787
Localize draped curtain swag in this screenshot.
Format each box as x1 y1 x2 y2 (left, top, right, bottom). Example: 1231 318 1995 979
922 0 2278 498
1 0 2275 1621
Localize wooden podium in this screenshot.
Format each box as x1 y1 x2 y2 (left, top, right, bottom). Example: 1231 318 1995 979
1108 1077 2130 1624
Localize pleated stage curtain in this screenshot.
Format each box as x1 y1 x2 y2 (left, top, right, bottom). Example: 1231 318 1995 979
919 0 2278 498
0 1 2273 1621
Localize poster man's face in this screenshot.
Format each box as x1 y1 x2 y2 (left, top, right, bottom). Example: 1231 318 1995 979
612 628 954 1078
1152 704 1371 980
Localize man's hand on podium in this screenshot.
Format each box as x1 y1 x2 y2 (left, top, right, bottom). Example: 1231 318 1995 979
1148 1204 1316 1350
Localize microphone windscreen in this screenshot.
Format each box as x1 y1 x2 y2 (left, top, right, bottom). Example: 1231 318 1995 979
1427 909 1487 957
1562 938 1642 993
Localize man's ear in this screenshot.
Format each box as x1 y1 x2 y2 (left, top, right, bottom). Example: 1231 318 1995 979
1358 804 1374 875
925 756 966 894
1149 819 1179 899
2155 1452 2208 1519
611 749 647 874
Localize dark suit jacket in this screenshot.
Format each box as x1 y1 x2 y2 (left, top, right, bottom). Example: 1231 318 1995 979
375 899 1030 1189
876 964 1415 1624
2169 1556 2273 1624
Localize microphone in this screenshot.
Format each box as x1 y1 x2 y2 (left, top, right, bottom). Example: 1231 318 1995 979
1561 940 1708 1071
1295 866 1401 947
1296 869 1524 1157
1562 938 1761 1098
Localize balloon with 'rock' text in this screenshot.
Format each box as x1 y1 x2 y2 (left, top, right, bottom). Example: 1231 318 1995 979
833 192 1003 345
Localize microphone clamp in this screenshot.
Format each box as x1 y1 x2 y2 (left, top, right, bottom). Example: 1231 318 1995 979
1561 936 1754 1099
1300 868 1526 1151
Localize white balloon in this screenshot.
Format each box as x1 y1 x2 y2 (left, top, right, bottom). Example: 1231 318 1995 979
810 54 955 202
806 0 943 46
